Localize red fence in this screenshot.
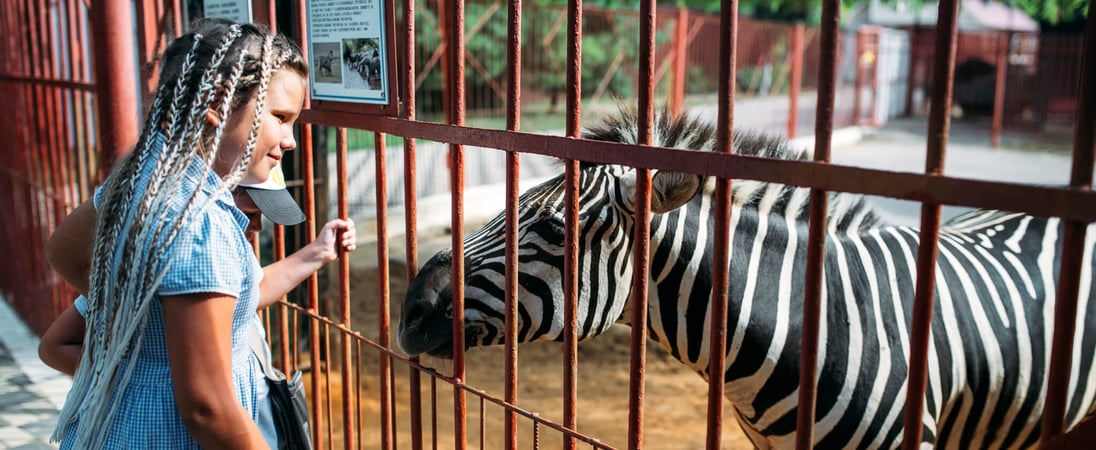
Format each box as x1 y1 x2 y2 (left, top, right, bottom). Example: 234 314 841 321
3 1 1096 449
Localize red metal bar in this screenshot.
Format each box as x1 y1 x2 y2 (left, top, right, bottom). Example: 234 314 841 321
266 0 276 33
901 1 959 449
1042 3 1096 442
134 0 165 109
853 28 865 125
375 131 394 449
787 23 803 138
626 0 656 449
707 1 737 448
503 0 522 447
292 0 324 446
990 32 1008 148
794 2 841 448
275 223 291 374
323 322 334 450
25 0 56 325
563 0 582 448
171 0 182 36
668 6 687 117
447 0 468 447
400 0 424 444
335 127 355 450
90 0 138 174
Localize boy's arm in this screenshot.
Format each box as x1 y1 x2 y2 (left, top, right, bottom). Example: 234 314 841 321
46 200 97 295
38 303 86 376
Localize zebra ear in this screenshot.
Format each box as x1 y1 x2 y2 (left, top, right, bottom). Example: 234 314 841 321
651 170 702 213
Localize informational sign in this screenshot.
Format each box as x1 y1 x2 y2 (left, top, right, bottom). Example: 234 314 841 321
203 0 253 24
306 0 391 105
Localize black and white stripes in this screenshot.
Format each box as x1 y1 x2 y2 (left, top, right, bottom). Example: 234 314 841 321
398 110 1096 449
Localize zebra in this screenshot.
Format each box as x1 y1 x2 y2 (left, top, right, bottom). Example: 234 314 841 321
397 110 1096 448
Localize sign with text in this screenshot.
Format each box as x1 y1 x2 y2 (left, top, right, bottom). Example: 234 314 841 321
203 0 252 24
306 0 392 106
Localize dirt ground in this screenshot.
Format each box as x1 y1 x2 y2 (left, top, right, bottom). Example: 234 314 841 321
297 228 754 450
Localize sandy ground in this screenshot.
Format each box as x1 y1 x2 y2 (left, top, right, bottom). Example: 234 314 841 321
290 226 754 450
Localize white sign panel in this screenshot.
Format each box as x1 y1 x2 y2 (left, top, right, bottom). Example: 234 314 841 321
204 0 253 24
306 0 391 105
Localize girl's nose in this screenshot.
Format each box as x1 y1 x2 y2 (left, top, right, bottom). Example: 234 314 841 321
281 130 297 150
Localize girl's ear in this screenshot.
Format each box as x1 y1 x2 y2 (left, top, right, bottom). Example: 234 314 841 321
206 108 221 126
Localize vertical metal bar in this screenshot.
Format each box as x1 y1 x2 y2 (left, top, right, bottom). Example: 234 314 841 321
447 0 468 447
795 2 840 448
375 131 394 450
431 377 439 450
401 0 423 444
134 0 164 108
24 0 52 327
707 1 737 448
266 0 277 34
336 127 355 450
171 0 182 36
627 0 655 449
503 0 522 447
787 23 803 139
563 0 582 448
1042 4 1096 442
89 0 137 174
853 28 865 125
668 6 687 117
323 323 334 450
901 1 959 449
293 0 323 446
275 223 291 374
990 31 1008 148
64 0 85 201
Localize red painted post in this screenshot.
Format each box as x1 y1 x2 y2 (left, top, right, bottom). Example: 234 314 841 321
89 0 138 175
990 31 1009 148
669 6 688 116
853 28 864 125
787 23 804 138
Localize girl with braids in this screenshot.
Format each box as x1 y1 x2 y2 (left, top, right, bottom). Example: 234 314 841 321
41 19 355 449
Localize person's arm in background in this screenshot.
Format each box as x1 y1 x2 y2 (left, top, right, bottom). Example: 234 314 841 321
38 301 86 375
39 201 96 376
163 293 270 449
44 201 97 295
256 219 356 309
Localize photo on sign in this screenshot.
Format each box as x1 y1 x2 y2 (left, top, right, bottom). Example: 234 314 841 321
341 38 382 91
312 42 342 84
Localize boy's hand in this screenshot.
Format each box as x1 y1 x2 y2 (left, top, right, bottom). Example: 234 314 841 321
312 219 357 264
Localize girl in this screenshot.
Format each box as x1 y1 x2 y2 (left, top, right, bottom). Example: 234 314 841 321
45 19 352 449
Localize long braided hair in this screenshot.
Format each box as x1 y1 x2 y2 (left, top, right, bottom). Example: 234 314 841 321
52 19 307 446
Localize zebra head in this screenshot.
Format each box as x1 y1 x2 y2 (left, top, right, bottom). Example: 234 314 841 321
398 111 710 358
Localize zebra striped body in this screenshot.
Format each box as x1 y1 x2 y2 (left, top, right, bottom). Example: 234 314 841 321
398 111 1096 448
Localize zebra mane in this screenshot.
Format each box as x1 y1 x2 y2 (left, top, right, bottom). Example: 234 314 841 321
581 109 881 231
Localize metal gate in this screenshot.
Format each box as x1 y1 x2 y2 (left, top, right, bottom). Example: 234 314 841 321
3 0 1096 449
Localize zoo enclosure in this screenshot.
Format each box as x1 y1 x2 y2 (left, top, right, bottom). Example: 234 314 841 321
1 1 1096 450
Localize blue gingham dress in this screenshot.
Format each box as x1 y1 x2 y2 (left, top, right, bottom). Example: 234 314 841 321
61 148 272 449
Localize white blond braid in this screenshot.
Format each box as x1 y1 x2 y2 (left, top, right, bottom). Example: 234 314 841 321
51 21 300 447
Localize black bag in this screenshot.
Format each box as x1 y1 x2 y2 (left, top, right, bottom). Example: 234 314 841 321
249 325 313 450
265 367 313 450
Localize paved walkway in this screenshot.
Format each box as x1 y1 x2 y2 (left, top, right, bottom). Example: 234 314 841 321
0 295 66 449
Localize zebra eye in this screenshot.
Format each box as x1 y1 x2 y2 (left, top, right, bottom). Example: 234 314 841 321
529 218 566 243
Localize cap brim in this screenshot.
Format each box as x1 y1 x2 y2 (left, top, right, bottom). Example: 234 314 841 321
241 187 306 226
